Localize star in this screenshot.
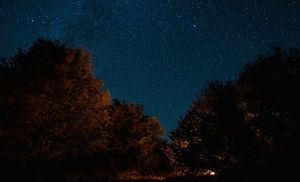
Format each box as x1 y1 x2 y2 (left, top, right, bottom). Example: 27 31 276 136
0 0 299 133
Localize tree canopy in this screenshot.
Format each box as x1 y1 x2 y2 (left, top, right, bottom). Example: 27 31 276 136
169 48 300 180
0 39 112 163
0 39 299 181
0 39 166 180
108 100 167 175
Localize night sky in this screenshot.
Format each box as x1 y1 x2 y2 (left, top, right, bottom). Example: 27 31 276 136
1 0 299 132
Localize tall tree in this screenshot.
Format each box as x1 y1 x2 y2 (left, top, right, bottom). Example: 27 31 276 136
169 47 300 180
108 100 166 175
237 48 300 179
169 81 257 176
0 39 111 170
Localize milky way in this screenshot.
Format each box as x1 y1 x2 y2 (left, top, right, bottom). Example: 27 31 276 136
0 0 299 132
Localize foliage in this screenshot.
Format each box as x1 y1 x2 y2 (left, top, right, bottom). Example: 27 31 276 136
236 47 300 179
0 39 167 179
1 38 299 180
169 81 257 175
0 39 112 178
108 100 169 175
169 48 300 180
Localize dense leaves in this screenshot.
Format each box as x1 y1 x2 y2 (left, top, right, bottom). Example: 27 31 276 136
0 39 165 180
0 39 299 181
236 48 300 179
169 82 257 175
108 100 167 175
169 48 300 180
0 39 111 162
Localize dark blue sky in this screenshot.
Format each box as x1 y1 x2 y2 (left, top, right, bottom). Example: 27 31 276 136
1 0 299 133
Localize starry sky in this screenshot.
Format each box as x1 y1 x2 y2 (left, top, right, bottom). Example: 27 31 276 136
0 0 299 133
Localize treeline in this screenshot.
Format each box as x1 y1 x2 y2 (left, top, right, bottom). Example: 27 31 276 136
0 39 168 181
0 39 299 181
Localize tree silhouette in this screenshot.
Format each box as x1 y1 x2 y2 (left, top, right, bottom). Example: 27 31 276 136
169 47 300 180
0 39 169 180
108 100 167 175
237 47 300 180
1 38 299 180
169 81 257 176
0 39 111 178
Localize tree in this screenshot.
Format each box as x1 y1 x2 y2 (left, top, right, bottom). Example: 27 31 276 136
169 47 300 180
237 47 300 179
169 81 257 176
108 100 167 175
0 39 111 178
